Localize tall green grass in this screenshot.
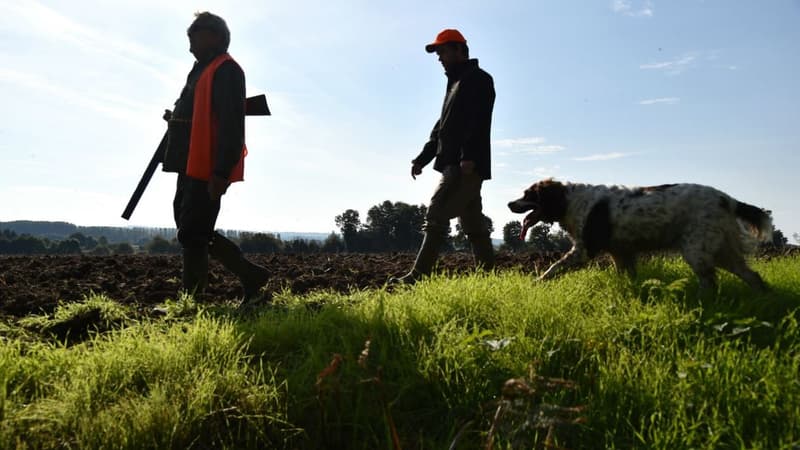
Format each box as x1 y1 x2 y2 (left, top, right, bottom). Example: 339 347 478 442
1 255 798 449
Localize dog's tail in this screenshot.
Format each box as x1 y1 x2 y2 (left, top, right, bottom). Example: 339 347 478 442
735 201 773 242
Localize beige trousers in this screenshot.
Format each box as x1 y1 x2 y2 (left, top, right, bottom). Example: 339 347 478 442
425 165 489 237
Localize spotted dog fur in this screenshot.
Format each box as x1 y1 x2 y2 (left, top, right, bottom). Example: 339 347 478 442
508 179 773 291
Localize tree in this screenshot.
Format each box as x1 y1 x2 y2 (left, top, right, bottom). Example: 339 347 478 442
89 245 111 255
390 202 427 251
771 229 788 248
113 242 135 254
284 238 324 254
335 209 362 251
239 232 283 253
67 232 97 250
525 223 572 252
321 232 345 253
364 201 426 252
452 215 494 251
53 238 81 254
502 221 525 252
146 236 180 254
284 239 304 253
0 234 45 254
527 223 554 251
549 228 573 252
11 235 48 254
68 232 88 247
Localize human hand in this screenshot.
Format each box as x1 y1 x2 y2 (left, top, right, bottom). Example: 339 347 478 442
411 163 422 180
208 175 230 200
460 160 475 175
163 109 172 121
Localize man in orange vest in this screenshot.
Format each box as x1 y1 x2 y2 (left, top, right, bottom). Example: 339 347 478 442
162 12 269 299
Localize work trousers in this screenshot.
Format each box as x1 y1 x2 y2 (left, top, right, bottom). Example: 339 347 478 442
425 165 489 237
173 174 220 249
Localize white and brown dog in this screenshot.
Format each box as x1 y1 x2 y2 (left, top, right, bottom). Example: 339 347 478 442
508 179 773 291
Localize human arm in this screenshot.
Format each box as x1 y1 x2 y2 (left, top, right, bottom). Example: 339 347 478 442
410 120 440 179
211 60 246 183
458 72 495 174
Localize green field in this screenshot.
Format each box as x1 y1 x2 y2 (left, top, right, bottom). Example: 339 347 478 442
1 255 799 449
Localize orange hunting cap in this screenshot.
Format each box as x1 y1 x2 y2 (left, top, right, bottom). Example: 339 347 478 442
425 29 467 53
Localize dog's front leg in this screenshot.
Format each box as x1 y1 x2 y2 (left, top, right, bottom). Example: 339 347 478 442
539 246 587 280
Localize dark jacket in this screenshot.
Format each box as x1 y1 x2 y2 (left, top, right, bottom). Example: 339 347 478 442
413 59 495 180
163 52 245 180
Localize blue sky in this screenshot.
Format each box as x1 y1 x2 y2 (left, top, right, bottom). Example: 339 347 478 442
1 0 798 240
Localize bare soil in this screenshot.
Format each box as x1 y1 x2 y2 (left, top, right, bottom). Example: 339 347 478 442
0 252 560 318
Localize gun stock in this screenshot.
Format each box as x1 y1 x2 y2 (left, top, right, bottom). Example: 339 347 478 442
245 94 270 116
121 94 270 220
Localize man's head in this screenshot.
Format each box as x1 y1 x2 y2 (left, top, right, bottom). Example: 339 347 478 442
187 12 230 61
425 29 469 71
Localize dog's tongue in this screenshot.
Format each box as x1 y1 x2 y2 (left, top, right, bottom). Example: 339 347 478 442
519 212 539 240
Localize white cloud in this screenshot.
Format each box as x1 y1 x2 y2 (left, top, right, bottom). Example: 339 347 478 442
642 50 739 76
572 152 632 161
503 165 562 179
494 137 565 155
638 97 680 105
640 54 696 75
0 68 149 121
494 137 547 147
3 1 180 86
612 0 654 17
0 185 123 227
532 166 561 177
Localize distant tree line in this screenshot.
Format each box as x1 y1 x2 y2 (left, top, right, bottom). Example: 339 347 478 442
335 201 427 252
2 206 795 255
0 230 134 255
0 221 178 245
0 229 345 256
499 221 572 253
333 200 497 253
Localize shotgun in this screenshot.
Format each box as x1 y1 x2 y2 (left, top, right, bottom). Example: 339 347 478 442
121 94 270 220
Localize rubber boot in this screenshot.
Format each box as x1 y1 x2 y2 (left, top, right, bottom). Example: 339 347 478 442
208 233 270 300
182 246 209 295
469 233 496 272
392 230 446 285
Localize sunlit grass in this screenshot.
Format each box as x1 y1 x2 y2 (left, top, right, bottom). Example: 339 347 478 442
1 255 798 449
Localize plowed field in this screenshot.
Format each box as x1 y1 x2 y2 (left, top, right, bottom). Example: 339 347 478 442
0 252 561 317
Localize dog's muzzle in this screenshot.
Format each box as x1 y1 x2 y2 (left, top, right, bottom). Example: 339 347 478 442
508 199 536 214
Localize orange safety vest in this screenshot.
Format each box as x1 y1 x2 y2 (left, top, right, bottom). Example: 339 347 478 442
186 53 247 182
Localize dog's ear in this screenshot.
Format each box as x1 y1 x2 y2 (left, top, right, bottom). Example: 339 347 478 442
537 180 568 221
524 187 539 202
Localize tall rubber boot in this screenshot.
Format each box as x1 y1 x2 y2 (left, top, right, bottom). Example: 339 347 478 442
393 230 446 285
208 233 270 300
469 233 496 272
182 246 209 295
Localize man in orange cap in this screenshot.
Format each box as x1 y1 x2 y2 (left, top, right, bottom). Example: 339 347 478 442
395 28 496 284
